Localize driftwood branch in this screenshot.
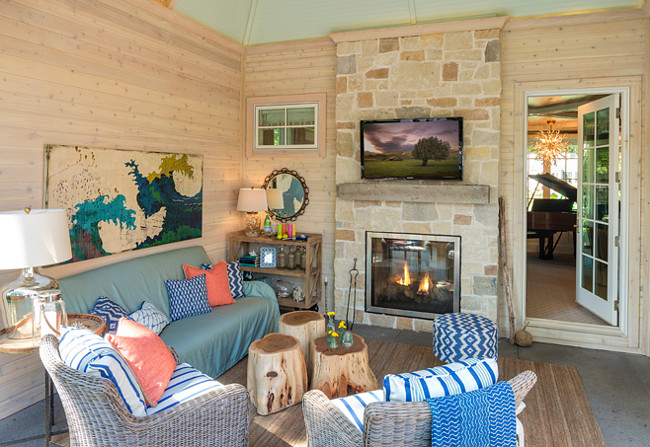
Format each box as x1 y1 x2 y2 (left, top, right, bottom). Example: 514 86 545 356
499 196 516 344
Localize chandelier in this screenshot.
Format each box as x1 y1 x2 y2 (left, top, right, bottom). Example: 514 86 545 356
532 119 570 165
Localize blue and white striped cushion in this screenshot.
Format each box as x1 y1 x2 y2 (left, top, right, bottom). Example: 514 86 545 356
129 301 170 335
58 327 148 417
90 296 129 333
201 262 245 299
331 389 385 432
383 357 498 402
146 363 223 415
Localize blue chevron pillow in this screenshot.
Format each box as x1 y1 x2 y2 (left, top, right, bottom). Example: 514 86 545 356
91 296 130 333
165 274 211 321
383 357 498 402
201 261 245 299
129 301 170 335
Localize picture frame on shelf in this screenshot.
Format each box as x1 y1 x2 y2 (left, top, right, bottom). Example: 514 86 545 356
260 247 277 268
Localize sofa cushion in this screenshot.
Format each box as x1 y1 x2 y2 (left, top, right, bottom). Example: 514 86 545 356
90 296 129 333
202 261 245 299
331 389 385 432
383 357 498 402
129 301 170 335
58 327 148 417
106 319 177 406
183 262 235 307
165 274 211 321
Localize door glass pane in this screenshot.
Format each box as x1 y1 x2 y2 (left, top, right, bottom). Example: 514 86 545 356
596 185 609 221
258 109 285 127
287 127 315 145
287 108 315 126
596 147 609 183
582 221 594 256
582 256 593 292
583 112 595 147
596 108 610 145
258 128 285 146
583 148 594 183
595 223 608 262
582 185 594 219
595 261 608 300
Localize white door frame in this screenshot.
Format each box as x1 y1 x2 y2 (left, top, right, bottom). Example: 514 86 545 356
512 78 641 353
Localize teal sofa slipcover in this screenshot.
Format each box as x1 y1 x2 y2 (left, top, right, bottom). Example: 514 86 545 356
58 246 280 378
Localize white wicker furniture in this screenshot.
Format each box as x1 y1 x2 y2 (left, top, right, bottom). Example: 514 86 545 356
39 334 249 447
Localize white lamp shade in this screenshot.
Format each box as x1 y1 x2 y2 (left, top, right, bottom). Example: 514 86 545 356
0 209 73 269
266 188 284 210
237 188 268 212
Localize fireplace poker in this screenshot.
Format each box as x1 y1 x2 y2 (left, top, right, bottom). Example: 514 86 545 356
345 258 359 331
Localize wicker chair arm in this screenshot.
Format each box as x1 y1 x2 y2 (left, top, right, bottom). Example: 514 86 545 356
302 389 363 447
507 370 537 409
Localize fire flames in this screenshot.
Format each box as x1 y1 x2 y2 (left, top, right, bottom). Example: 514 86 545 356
397 263 411 286
417 272 431 295
397 263 431 295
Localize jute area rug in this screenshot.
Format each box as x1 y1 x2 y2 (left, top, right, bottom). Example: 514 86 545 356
218 338 605 447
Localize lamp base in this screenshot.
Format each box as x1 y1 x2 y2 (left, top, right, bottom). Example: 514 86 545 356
245 213 262 238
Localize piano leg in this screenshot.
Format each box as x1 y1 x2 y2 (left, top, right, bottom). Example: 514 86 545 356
538 232 555 260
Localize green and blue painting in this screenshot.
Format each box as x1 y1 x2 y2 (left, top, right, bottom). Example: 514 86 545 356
45 145 203 262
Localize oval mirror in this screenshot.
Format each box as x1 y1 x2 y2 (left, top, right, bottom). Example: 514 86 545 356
262 168 309 222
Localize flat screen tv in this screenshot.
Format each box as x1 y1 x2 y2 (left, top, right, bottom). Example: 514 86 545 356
360 117 463 180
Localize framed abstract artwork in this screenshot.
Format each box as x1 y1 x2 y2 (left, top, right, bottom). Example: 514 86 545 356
44 144 203 262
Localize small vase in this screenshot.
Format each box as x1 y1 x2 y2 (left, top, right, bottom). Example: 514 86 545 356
341 329 354 348
326 322 335 343
329 337 338 349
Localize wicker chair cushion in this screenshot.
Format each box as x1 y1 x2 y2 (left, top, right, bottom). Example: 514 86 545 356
331 389 385 432
90 296 130 333
184 262 235 307
129 301 170 335
202 261 246 299
58 327 148 416
165 274 212 321
383 357 498 402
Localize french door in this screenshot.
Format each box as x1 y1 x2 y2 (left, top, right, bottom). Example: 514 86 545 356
576 95 619 325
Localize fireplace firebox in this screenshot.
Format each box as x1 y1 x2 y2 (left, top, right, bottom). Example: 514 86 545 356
365 231 460 320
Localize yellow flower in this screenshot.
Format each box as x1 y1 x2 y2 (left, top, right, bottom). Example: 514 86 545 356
327 311 335 317
332 331 339 338
339 321 346 329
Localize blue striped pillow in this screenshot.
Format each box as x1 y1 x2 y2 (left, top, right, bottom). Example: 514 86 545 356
58 327 148 416
146 363 223 415
331 389 385 432
165 274 211 321
383 357 498 402
90 296 129 333
201 262 245 299
129 301 170 335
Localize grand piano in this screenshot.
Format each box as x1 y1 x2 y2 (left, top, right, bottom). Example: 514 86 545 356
527 173 577 259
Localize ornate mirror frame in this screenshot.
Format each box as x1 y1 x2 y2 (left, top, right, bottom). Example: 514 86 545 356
262 168 309 222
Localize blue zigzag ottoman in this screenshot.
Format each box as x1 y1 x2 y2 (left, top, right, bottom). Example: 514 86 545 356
433 313 498 363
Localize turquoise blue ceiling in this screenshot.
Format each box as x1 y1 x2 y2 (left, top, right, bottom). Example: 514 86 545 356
172 0 645 46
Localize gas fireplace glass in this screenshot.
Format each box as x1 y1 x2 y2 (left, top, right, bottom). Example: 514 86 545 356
365 231 460 320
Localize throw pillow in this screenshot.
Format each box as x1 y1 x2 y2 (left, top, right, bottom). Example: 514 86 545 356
90 296 130 333
106 318 177 407
165 274 212 321
201 261 245 299
183 262 235 307
383 357 498 402
58 326 148 416
331 389 385 432
129 301 170 335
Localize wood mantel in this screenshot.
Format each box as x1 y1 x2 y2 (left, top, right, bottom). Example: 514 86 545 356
336 182 490 204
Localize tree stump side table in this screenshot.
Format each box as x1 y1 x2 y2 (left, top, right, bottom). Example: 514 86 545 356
247 333 307 415
310 333 379 399
278 310 325 379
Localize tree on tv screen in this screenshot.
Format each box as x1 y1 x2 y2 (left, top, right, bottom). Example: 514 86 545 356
412 137 450 166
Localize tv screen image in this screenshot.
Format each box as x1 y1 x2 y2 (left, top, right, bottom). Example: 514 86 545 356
360 117 463 180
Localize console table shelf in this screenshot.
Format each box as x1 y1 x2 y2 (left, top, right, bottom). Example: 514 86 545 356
228 230 322 310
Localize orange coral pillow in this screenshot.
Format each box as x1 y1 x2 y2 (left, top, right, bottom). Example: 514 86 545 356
183 261 235 307
105 318 176 406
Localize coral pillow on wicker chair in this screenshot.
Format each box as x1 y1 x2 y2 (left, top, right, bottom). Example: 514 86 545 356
106 318 177 406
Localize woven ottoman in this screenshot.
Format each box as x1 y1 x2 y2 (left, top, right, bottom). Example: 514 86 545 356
433 313 498 363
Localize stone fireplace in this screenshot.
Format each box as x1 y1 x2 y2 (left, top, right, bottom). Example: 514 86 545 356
366 231 460 320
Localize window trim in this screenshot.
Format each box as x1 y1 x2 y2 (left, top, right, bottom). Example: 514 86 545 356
246 93 327 159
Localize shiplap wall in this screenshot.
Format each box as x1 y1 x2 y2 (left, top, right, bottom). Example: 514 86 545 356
242 39 338 308
500 9 648 351
0 0 244 418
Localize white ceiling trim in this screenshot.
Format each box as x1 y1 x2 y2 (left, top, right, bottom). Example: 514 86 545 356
243 0 259 46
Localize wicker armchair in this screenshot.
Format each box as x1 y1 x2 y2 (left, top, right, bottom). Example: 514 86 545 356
39 334 249 447
303 370 537 447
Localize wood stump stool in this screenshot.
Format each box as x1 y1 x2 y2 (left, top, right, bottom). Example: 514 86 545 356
278 311 325 378
247 333 307 415
310 333 379 399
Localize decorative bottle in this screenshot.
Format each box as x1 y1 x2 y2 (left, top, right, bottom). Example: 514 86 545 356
277 246 286 269
295 247 303 271
326 312 335 343
287 246 296 270
263 213 272 237
300 247 307 270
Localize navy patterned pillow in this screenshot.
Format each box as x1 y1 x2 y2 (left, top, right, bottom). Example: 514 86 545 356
201 261 245 299
90 296 130 333
165 274 211 321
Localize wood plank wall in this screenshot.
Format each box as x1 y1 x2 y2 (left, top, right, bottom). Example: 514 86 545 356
0 0 244 418
242 39 338 308
500 9 648 349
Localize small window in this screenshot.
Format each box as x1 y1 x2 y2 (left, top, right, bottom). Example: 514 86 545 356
246 94 327 158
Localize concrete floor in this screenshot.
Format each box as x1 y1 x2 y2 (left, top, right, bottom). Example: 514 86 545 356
1 324 649 446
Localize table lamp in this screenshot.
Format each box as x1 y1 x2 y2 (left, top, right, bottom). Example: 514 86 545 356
237 188 268 237
0 208 72 339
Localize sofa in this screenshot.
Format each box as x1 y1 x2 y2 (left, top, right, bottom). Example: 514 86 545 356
58 245 280 379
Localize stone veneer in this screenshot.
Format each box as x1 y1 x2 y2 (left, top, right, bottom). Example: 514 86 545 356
334 28 502 332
